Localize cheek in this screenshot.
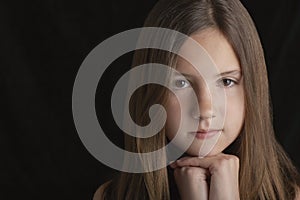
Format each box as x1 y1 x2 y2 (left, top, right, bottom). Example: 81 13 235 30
225 90 245 134
165 97 181 140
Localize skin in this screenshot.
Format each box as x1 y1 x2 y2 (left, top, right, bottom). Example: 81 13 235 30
165 28 244 199
92 28 300 200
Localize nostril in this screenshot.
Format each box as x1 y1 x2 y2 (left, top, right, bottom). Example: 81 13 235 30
199 115 216 120
192 113 216 120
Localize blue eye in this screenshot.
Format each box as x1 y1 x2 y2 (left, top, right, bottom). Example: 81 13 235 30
219 78 237 87
173 79 190 89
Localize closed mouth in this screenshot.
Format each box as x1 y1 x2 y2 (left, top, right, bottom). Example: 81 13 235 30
189 129 222 139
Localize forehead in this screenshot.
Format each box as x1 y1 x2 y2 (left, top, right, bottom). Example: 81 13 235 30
176 28 240 75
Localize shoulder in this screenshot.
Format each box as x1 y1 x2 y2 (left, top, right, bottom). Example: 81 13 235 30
93 180 112 200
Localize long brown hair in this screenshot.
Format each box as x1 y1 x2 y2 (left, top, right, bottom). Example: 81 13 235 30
99 0 300 199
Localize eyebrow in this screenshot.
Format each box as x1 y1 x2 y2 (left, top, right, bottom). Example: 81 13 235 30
217 70 242 77
174 70 242 79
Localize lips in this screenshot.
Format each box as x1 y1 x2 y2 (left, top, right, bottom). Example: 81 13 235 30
190 129 222 139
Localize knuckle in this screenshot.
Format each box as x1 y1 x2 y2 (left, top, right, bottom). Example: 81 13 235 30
230 155 239 161
185 167 195 175
181 166 187 172
217 157 227 165
215 155 240 171
229 155 240 166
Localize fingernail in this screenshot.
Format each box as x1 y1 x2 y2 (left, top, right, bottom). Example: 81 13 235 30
168 160 175 165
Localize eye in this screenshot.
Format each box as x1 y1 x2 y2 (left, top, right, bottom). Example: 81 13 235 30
218 78 237 88
173 79 191 89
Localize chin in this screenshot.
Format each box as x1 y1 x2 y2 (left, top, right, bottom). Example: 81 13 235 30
185 144 225 157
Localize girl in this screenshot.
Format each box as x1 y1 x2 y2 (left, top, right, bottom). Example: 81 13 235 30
94 0 300 199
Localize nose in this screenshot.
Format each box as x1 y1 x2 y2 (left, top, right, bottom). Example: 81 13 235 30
192 82 215 120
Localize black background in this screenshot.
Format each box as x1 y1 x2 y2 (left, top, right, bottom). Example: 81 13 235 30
1 0 300 199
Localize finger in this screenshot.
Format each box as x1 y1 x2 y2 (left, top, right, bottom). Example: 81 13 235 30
176 154 239 169
169 156 193 168
169 161 177 168
176 156 217 169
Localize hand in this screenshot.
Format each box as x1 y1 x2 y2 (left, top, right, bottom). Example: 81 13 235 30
171 153 240 200
170 157 209 200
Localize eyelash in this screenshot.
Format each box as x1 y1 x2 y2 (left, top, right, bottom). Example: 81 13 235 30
172 78 238 89
217 78 238 88
173 79 191 89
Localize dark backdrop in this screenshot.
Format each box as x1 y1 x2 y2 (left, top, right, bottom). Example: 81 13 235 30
1 0 300 199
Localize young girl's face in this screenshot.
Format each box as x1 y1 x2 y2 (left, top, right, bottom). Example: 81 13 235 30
165 28 245 157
